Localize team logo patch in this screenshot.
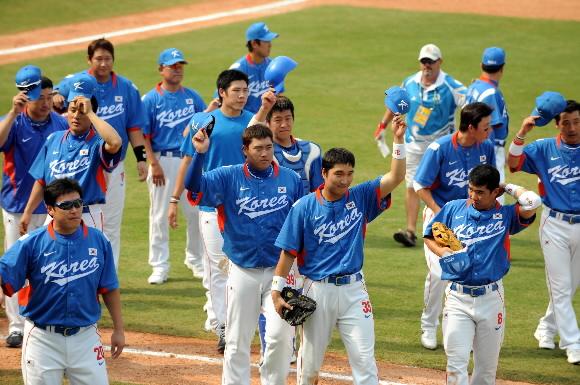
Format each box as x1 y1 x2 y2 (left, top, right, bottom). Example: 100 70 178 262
346 201 356 210
89 248 98 256
493 213 502 220
115 96 123 103
186 98 193 105
278 186 287 194
80 149 89 156
480 155 487 162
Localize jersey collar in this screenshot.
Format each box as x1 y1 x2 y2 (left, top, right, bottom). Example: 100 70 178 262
47 220 89 240
155 82 184 96
87 69 117 87
243 161 279 179
63 127 96 143
479 74 499 87
315 184 350 206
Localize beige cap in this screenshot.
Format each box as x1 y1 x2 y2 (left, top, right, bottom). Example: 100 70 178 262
418 44 442 61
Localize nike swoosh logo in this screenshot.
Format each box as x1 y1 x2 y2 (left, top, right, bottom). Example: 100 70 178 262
240 187 250 191
495 326 502 331
550 157 560 161
22 137 32 143
44 251 56 256
52 151 59 155
156 104 163 108
364 314 372 318
314 215 324 220
455 215 464 219
449 161 458 165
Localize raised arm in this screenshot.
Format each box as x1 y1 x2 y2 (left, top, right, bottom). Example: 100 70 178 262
379 114 406 198
0 92 27 147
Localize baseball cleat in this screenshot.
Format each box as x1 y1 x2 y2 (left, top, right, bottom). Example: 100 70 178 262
534 331 555 350
420 330 437 350
148 270 168 285
217 324 226 354
393 229 417 247
6 331 23 348
566 349 580 365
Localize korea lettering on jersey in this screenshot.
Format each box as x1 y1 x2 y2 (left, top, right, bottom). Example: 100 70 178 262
0 111 68 214
424 200 534 285
229 55 272 114
0 222 118 326
402 70 466 143
512 136 580 213
414 133 496 207
141 84 207 152
275 177 391 281
187 163 302 268
84 70 146 159
29 129 121 205
273 139 324 194
466 77 509 143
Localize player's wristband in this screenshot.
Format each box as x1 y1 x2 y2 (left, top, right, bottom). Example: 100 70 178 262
169 196 180 204
508 140 524 157
503 183 521 198
392 143 406 159
133 145 147 162
271 276 287 292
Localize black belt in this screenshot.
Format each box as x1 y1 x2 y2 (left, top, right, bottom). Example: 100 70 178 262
159 150 182 157
548 209 580 224
494 139 506 147
34 323 82 336
450 282 499 297
323 272 363 286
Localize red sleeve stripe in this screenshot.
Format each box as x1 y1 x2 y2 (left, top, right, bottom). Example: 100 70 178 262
509 154 526 173
186 191 203 206
1 282 15 297
127 127 141 132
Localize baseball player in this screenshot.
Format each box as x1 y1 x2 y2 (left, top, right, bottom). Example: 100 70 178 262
0 178 125 385
177 69 253 352
185 124 302 385
376 43 466 247
424 164 539 385
413 102 496 350
54 38 148 269
273 113 407 385
0 67 68 348
20 73 122 234
508 98 580 365
466 47 509 194
141 48 207 284
229 22 279 113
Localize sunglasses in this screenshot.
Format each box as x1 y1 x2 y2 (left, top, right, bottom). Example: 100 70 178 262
420 58 438 65
54 198 84 210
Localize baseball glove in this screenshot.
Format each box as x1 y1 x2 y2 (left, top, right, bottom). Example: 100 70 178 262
432 222 463 251
281 287 316 326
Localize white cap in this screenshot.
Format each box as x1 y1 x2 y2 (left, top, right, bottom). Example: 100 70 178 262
418 44 442 61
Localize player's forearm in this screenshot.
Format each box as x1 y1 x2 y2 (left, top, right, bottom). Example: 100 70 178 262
273 250 296 284
89 112 122 153
102 288 124 332
424 237 450 257
23 181 45 215
416 188 440 213
0 111 17 147
172 156 192 197
143 137 158 166
503 183 541 218
380 108 394 126
184 152 205 192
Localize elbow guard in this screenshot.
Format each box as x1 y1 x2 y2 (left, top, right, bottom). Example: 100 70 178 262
518 190 542 210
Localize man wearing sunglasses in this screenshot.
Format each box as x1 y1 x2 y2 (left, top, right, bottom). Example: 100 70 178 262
20 73 122 237
376 44 466 248
141 48 212 285
0 178 124 385
0 66 68 348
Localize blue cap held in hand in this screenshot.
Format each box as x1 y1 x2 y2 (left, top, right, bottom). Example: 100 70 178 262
384 86 411 115
531 91 566 127
15 65 42 101
265 56 297 93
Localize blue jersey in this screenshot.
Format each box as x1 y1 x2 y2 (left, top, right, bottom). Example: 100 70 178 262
424 200 534 285
0 111 67 214
229 55 272 113
402 70 466 143
511 136 580 213
414 133 496 207
275 177 391 281
142 83 207 152
466 76 509 143
29 128 121 205
0 222 118 327
274 138 323 194
187 163 302 268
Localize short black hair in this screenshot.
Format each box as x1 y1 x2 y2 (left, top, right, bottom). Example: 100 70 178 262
44 178 83 207
40 76 53 90
482 63 504 74
554 100 580 124
216 69 249 103
266 95 295 122
88 38 114 60
322 148 356 171
459 102 493 132
469 164 499 191
242 124 273 147
246 39 259 52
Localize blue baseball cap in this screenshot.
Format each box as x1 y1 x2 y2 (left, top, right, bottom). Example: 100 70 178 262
158 48 188 66
15 65 42 101
246 22 279 42
531 91 567 127
66 73 98 102
265 56 297 93
482 47 505 66
189 112 215 136
384 86 411 115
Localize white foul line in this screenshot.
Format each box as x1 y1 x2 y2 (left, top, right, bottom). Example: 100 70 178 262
105 345 410 385
0 0 307 56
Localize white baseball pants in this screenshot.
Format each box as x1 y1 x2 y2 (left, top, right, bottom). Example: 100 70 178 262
536 209 580 350
147 154 203 274
103 160 125 269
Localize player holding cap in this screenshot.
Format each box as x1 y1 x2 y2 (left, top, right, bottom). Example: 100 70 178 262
20 73 122 234
508 94 580 365
466 47 509 196
141 48 208 284
0 66 68 348
272 88 407 385
185 124 302 385
413 102 496 350
376 44 466 247
0 178 124 385
229 22 279 113
424 164 539 385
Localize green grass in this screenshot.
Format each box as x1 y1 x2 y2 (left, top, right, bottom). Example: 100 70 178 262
0 0 202 35
0 5 579 385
